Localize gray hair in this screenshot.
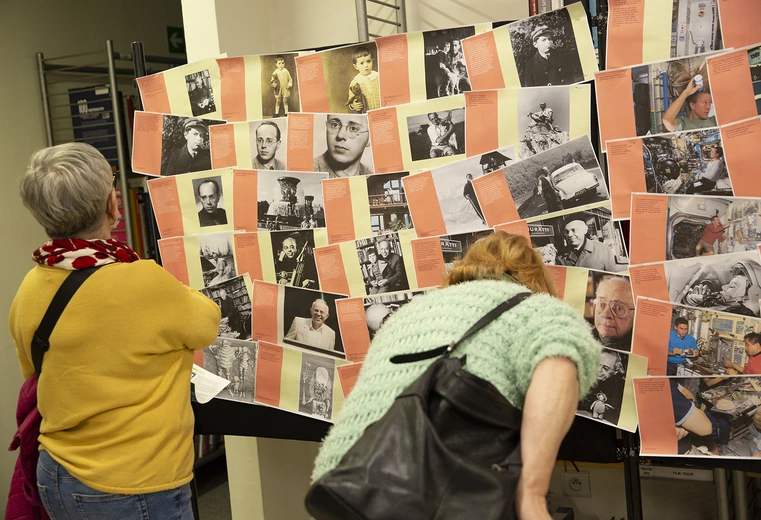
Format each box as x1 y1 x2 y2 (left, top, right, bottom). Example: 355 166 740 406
20 143 112 239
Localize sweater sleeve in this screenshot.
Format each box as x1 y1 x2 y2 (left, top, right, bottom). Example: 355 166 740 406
507 295 602 408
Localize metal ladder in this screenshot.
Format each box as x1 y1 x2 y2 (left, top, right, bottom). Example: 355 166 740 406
355 0 407 41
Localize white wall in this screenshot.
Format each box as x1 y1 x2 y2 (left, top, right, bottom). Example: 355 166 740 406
0 1 183 512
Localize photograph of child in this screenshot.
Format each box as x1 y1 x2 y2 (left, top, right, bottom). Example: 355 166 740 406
185 70 216 116
319 43 380 114
260 53 301 118
203 338 257 403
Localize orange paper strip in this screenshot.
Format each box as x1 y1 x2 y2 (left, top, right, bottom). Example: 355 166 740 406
233 233 264 282
336 298 372 363
461 32 505 91
377 34 410 107
629 194 668 264
635 378 678 455
286 113 315 172
147 177 184 238
629 264 670 303
411 237 446 289
314 245 351 296
337 363 363 398
707 50 757 126
472 171 520 227
232 169 259 231
252 281 280 344
157 238 190 286
218 57 247 122
323 178 356 243
595 69 638 152
465 91 499 157
721 118 761 197
631 299 673 376
255 341 284 407
403 171 447 237
131 112 164 176
368 107 404 173
296 54 330 113
210 124 237 169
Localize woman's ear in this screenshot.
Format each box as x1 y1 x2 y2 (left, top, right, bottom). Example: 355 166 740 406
107 189 121 222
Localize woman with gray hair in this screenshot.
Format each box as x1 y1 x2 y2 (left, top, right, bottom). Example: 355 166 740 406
10 143 220 519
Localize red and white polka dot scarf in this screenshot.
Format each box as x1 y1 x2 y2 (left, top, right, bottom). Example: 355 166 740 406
33 238 139 270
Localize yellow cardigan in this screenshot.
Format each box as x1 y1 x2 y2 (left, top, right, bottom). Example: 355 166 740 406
10 261 220 494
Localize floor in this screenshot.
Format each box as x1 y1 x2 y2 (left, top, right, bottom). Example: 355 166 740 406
196 451 232 520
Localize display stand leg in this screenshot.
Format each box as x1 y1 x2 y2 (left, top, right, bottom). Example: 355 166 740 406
732 470 748 520
622 432 643 520
190 476 201 520
715 468 730 520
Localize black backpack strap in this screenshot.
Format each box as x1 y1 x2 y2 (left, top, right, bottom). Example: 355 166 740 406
390 292 531 364
32 266 103 376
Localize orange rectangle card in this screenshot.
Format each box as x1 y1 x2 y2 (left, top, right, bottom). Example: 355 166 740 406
286 113 315 171
295 54 330 113
210 124 237 169
411 237 446 289
251 281 280 344
718 0 761 51
368 107 404 173
605 0 644 69
218 57 246 122
465 91 499 157
629 264 670 303
314 245 351 296
707 50 757 125
131 112 163 176
337 363 363 398
322 178 356 243
595 69 637 152
233 169 258 231
634 378 678 455
461 32 505 91
136 74 171 114
255 341 284 407
336 298 372 363
632 299 673 376
630 194 668 264
471 171 520 227
233 233 264 282
494 220 531 242
403 171 447 237
157 237 190 286
721 118 761 197
146 177 184 238
546 265 567 300
376 34 410 107
606 139 647 220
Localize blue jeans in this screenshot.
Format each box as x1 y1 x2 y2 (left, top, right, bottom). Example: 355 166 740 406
37 450 194 520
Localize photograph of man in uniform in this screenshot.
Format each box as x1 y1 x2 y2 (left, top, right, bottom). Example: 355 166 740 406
556 220 620 272
272 232 318 289
313 114 372 178
252 121 286 170
196 178 228 228
285 298 336 351
463 174 485 225
509 10 583 88
162 118 213 176
590 277 635 351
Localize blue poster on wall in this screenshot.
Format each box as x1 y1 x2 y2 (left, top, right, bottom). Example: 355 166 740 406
68 85 118 167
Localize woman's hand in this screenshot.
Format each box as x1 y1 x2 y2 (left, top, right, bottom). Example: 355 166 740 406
662 79 699 132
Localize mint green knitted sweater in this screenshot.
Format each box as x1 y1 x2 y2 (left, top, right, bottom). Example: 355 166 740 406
311 279 601 481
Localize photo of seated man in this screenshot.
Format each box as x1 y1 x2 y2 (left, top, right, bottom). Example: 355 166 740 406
271 231 318 289
406 109 465 161
667 317 699 375
357 236 409 294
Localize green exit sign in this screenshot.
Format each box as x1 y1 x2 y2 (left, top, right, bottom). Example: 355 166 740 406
167 26 186 54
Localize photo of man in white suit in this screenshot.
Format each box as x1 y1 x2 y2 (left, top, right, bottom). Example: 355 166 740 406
284 298 336 351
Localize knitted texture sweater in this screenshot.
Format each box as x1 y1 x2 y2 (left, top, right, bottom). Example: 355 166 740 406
311 279 601 481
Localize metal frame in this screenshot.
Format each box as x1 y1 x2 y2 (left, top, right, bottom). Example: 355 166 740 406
356 0 407 41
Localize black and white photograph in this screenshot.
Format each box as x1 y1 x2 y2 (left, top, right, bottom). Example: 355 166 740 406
198 233 236 287
185 69 217 116
256 171 326 231
367 172 413 234
298 352 336 420
422 146 515 235
749 45 761 116
270 229 319 290
312 113 375 178
191 176 229 228
406 108 465 161
584 271 634 352
640 130 731 195
260 53 301 118
160 115 225 176
508 9 584 88
356 233 410 294
440 231 493 272
665 251 761 317
517 86 571 157
577 347 629 426
362 291 428 340
422 27 476 99
316 43 380 114
249 118 288 170
527 205 629 272
203 338 257 404
282 286 346 357
498 136 607 219
663 195 760 260
200 275 252 340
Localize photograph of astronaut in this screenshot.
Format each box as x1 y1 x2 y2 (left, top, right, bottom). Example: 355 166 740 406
640 129 732 195
203 338 257 404
666 251 761 318
298 353 336 420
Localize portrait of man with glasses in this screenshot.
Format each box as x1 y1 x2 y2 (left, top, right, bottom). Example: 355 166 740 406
590 275 635 351
251 120 287 171
313 114 373 178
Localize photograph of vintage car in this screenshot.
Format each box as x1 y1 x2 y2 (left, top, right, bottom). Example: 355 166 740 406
497 136 609 219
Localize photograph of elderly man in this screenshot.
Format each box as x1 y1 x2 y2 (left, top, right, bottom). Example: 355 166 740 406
285 298 337 351
591 277 635 351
